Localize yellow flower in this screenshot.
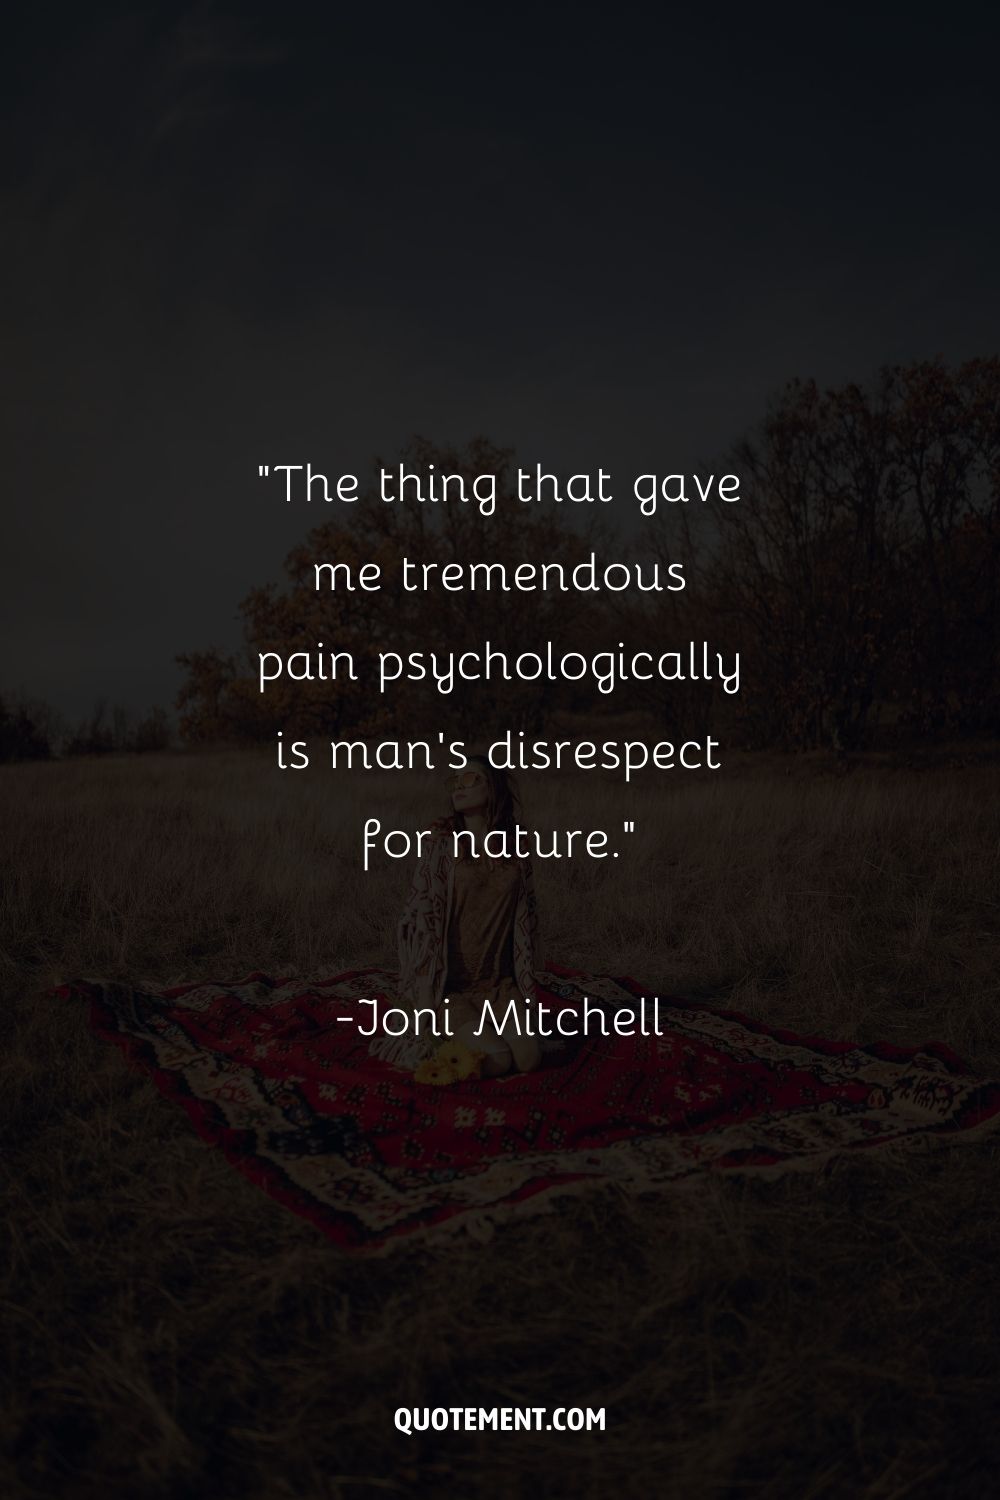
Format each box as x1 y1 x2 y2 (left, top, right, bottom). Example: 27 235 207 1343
414 1038 485 1086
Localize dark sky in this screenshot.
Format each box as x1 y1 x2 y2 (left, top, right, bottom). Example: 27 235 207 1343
4 2 999 720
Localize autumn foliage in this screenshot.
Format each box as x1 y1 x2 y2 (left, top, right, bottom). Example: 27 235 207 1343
714 359 1000 748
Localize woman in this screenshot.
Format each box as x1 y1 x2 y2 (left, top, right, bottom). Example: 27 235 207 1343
58 758 1000 1252
368 755 546 1076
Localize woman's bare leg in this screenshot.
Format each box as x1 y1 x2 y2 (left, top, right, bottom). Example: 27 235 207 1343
454 1016 512 1076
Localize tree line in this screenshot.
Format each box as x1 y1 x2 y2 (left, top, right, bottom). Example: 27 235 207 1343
176 360 1000 755
6 358 996 763
0 696 170 763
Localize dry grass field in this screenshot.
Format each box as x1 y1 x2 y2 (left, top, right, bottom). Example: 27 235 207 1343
3 748 1000 1498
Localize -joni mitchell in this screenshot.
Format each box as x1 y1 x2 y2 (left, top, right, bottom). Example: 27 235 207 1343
355 994 667 1040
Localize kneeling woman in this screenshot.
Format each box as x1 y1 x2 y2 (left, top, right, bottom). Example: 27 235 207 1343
369 756 544 1076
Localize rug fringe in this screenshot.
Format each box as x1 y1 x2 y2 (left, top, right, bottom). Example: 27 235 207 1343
339 1110 1000 1259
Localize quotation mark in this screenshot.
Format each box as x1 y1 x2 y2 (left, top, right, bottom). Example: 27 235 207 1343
613 820 636 857
258 465 269 476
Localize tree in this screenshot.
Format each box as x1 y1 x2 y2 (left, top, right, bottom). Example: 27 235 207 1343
711 360 1000 749
0 694 52 761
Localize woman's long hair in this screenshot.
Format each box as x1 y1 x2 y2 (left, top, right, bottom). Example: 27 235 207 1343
446 754 522 857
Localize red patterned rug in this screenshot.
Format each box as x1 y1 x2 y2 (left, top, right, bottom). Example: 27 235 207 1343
57 967 1000 1254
